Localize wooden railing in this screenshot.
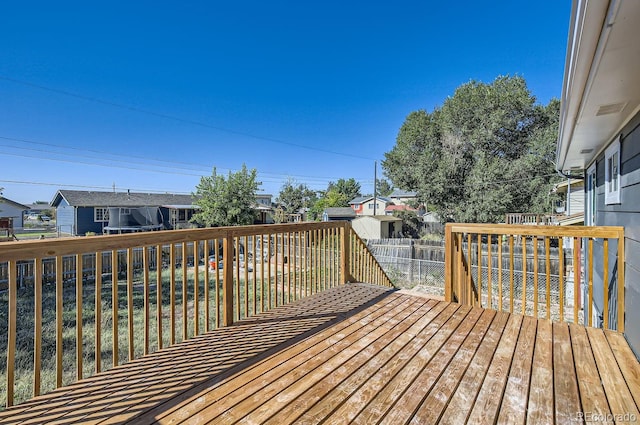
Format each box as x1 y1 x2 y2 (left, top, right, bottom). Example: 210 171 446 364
0 221 391 408
504 213 561 225
347 229 394 287
445 223 625 331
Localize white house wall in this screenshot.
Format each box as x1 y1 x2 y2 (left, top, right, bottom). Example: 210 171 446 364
0 202 25 228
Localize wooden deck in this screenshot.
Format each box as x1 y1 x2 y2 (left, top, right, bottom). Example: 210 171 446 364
1 283 639 424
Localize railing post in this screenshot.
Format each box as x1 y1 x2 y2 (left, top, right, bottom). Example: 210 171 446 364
223 230 235 326
341 221 351 284
444 224 452 302
618 228 625 332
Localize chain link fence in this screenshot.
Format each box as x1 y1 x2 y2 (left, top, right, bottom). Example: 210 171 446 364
370 238 581 324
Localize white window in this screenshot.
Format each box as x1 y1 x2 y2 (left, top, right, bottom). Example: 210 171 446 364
605 136 621 205
95 207 110 222
586 164 596 225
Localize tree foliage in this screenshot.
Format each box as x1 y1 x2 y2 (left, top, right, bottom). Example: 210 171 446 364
383 76 561 223
376 179 393 197
308 178 362 221
191 164 260 227
308 188 350 221
393 210 422 238
276 178 316 216
328 178 361 202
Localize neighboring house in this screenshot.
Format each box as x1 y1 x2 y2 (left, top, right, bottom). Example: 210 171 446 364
322 207 356 222
254 194 274 224
388 189 418 206
351 216 402 240
24 204 50 219
349 196 392 216
0 196 28 229
556 0 640 356
384 204 417 216
553 178 585 216
51 190 198 235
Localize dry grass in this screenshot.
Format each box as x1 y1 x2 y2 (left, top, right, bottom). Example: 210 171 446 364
0 263 328 409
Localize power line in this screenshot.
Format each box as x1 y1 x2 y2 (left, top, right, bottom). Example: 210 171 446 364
0 75 377 161
0 179 192 194
0 134 371 184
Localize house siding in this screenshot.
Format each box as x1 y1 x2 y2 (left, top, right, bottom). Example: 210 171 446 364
77 207 105 235
592 110 640 357
55 199 76 235
0 203 25 228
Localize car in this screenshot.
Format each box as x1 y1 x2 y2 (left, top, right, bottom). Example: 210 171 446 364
40 215 51 222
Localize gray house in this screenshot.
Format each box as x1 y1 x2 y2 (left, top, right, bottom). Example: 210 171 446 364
557 0 640 356
322 207 356 222
51 190 199 235
0 196 28 229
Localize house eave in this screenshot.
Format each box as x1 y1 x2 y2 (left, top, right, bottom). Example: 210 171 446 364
557 0 640 172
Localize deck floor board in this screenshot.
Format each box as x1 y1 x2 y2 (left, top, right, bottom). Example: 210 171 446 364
1 283 639 424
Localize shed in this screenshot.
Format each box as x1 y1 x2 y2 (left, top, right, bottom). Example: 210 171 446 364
351 215 402 240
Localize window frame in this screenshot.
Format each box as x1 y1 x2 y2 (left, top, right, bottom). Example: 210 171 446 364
604 136 621 205
94 207 110 222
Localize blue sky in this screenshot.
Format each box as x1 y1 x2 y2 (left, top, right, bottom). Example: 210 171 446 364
1 1 571 205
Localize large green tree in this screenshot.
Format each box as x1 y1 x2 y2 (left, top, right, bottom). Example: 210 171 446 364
307 178 362 221
383 76 561 223
276 178 316 216
328 178 361 202
308 188 350 221
191 164 260 226
376 179 393 197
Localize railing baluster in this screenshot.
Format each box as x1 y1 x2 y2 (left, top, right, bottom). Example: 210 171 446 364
234 237 240 318
498 235 503 312
603 238 609 330
76 253 83 380
143 246 150 355
34 258 43 395
6 260 17 407
509 235 514 314
169 243 176 345
559 237 564 323
156 244 163 350
127 247 134 362
275 233 279 304
111 250 118 368
194 240 199 336
287 232 291 302
477 234 482 307
252 235 257 313
545 237 551 320
588 237 593 327
261 235 266 313
533 236 538 319
573 237 580 324
522 236 526 316
215 239 220 328
487 235 492 310
223 232 234 326
618 229 625 332
182 242 188 339
204 240 210 332
267 233 272 307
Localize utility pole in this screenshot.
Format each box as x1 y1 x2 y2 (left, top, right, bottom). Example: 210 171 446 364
373 161 377 216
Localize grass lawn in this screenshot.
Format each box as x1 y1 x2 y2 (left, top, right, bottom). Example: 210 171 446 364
0 261 327 408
